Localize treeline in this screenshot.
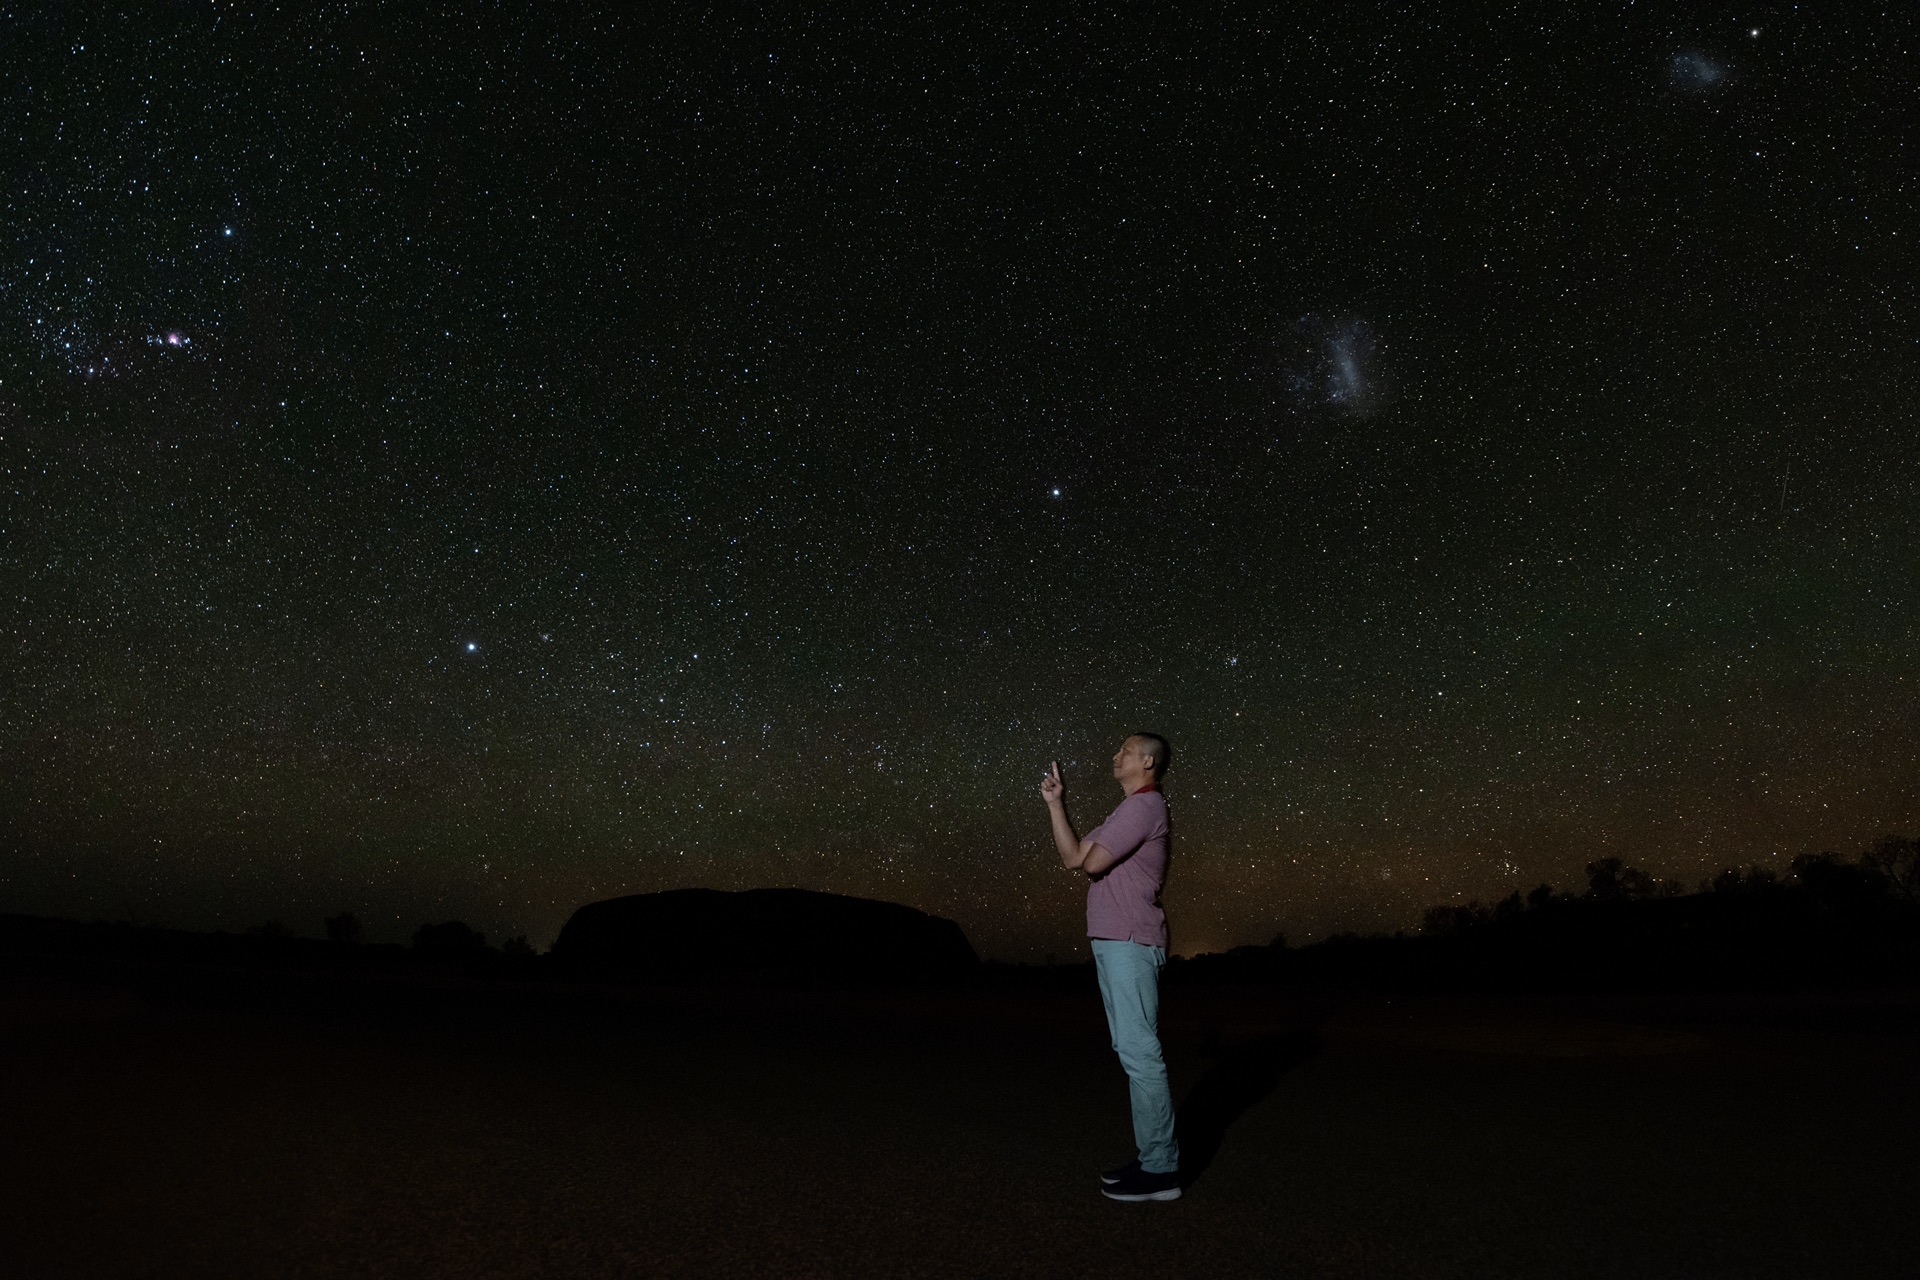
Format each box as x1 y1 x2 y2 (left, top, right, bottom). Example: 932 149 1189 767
7 838 1918 996
1169 837 1920 992
1419 838 1920 935
0 912 545 983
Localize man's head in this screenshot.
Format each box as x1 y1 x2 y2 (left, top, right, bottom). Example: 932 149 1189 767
1111 732 1172 791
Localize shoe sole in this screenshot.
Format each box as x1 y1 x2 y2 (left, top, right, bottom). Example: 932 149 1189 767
1101 1186 1182 1202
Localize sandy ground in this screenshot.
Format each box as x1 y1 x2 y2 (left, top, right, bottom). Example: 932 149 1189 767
2 974 1916 1279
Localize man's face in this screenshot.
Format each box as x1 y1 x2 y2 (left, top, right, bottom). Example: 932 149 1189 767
1112 736 1149 777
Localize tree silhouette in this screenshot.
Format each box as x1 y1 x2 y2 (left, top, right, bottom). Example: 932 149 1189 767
1861 837 1920 906
1704 865 1779 895
1584 857 1658 902
1421 901 1492 936
324 911 363 945
412 920 488 957
1789 852 1880 902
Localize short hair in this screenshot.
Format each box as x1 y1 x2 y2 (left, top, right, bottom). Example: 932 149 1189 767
1132 732 1171 775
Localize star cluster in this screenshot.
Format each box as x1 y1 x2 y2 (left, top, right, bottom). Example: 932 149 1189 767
3 4 1916 958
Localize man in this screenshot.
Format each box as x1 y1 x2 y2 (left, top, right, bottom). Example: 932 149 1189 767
1039 732 1180 1203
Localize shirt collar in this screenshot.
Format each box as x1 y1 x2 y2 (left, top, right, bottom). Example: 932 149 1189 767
1131 783 1161 795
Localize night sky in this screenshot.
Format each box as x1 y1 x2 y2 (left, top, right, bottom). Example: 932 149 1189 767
4 3 1916 959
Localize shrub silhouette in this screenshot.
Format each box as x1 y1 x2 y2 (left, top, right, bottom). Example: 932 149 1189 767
324 912 363 945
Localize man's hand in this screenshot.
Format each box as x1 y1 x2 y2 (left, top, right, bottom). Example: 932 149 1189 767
1039 760 1064 806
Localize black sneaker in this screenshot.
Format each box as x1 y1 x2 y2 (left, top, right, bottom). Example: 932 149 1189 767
1100 1159 1140 1186
1101 1166 1182 1202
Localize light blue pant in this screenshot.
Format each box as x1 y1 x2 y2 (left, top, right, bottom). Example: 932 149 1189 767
1091 938 1179 1174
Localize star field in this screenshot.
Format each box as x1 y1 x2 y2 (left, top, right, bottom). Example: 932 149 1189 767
3 3 1917 958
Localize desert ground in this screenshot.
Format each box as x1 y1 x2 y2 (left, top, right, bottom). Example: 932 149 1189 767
3 971 1917 1279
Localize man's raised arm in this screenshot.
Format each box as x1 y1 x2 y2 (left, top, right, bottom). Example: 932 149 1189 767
1040 761 1116 876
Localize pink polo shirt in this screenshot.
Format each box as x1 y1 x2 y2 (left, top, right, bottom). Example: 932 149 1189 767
1084 784 1171 947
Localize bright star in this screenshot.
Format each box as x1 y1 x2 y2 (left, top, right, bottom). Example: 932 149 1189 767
1050 487 1061 498
465 642 478 652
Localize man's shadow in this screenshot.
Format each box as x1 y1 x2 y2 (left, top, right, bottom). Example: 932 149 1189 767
1175 1028 1319 1187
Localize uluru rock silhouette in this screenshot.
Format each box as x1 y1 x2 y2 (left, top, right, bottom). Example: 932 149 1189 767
550 888 979 984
